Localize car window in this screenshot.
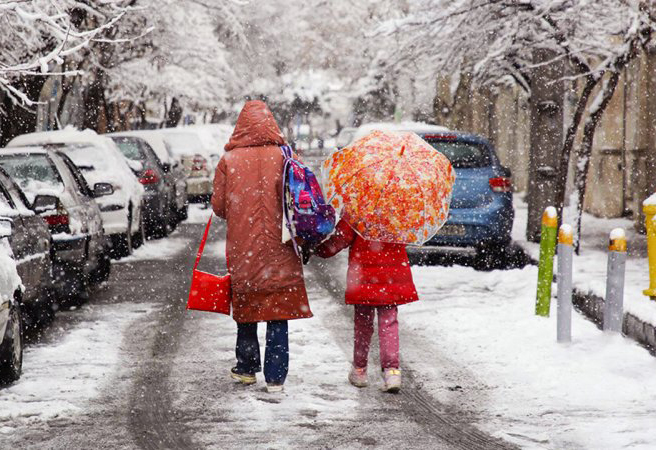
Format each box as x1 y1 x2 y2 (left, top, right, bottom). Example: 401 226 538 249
424 139 491 168
0 153 65 202
139 140 163 166
57 153 94 197
113 137 146 161
0 168 32 210
0 184 15 214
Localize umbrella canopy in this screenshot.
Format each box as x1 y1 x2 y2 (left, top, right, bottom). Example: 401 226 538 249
321 129 455 245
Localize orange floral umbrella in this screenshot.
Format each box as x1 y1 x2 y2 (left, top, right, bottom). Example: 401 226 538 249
321 129 456 245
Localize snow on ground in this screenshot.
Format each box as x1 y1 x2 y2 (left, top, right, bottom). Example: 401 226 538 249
116 235 188 263
406 264 656 449
207 240 226 259
512 195 656 327
0 303 153 431
173 279 363 448
184 204 213 224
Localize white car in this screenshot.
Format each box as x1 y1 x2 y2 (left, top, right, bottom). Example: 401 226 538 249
351 121 450 143
7 129 145 257
0 218 23 383
160 129 213 203
181 123 233 169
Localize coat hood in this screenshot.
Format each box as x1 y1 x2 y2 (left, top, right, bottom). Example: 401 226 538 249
225 100 286 151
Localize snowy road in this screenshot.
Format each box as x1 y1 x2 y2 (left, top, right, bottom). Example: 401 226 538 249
0 219 513 449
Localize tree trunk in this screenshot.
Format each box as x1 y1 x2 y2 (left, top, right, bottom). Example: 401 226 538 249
526 49 565 242
554 76 598 222
573 71 622 253
0 76 47 146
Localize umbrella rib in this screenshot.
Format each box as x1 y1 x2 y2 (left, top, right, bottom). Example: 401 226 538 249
406 158 428 243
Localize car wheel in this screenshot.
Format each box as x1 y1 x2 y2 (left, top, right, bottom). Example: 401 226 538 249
114 209 134 258
177 204 189 222
0 299 23 384
153 203 171 239
132 214 146 249
474 242 511 271
90 251 111 284
22 288 56 330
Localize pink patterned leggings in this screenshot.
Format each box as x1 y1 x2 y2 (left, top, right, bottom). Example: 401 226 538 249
353 305 399 369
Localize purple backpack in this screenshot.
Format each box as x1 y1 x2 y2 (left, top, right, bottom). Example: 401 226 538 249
281 145 336 257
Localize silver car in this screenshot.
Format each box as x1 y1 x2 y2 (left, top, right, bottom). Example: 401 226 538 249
0 148 110 303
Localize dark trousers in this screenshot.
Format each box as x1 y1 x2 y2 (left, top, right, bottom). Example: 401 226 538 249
235 320 289 384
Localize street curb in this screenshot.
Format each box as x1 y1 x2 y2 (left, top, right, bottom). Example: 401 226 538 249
518 243 656 356
572 290 656 356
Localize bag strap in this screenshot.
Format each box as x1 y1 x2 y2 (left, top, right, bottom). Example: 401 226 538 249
280 145 300 257
193 214 213 271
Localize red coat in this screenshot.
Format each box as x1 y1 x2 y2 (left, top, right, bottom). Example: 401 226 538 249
316 219 419 306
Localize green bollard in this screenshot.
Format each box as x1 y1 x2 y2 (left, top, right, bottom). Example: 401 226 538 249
536 206 558 317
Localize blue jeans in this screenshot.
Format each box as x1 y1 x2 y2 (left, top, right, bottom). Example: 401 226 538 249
235 321 289 384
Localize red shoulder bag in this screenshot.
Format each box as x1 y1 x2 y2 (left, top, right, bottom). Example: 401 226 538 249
187 215 231 315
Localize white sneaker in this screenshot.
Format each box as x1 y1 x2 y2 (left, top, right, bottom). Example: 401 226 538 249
348 366 368 388
266 383 284 393
382 368 401 393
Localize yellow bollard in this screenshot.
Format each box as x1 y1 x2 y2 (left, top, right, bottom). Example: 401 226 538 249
643 200 656 300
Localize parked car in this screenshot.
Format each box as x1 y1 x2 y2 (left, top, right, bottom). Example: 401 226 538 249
335 127 358 150
411 130 513 259
0 167 53 326
349 123 514 261
0 220 23 383
7 130 145 257
109 135 173 237
109 130 188 221
0 147 110 302
181 123 233 168
161 129 213 203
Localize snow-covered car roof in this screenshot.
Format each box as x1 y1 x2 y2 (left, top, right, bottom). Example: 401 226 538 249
7 129 144 204
0 146 49 156
353 121 450 142
160 129 209 158
8 128 109 148
181 124 233 155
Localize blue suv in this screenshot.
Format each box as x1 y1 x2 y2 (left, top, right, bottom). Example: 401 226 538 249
414 130 514 258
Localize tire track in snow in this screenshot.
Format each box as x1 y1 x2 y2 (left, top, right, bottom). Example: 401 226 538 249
126 225 207 450
308 257 516 450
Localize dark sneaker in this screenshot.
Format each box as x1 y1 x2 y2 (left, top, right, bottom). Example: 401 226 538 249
231 367 256 385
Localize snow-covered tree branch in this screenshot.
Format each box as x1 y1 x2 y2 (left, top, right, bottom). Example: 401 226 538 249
382 0 656 247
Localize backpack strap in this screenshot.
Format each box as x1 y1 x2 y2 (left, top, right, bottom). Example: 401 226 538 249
280 145 301 258
194 214 213 271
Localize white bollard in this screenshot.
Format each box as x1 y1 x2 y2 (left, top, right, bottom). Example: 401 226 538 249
603 228 627 333
557 224 573 343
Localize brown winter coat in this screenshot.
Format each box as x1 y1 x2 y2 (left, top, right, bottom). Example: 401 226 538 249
211 101 312 323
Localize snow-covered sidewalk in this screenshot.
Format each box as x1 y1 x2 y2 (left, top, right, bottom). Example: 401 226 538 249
406 261 656 449
397 195 656 448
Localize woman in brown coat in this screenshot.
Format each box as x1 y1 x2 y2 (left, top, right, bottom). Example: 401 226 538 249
211 100 312 392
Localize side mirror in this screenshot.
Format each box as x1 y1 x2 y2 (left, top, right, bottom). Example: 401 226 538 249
162 162 171 173
93 182 114 198
0 218 11 238
32 194 59 214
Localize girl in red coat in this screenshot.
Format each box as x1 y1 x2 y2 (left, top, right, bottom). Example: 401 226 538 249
315 218 419 392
